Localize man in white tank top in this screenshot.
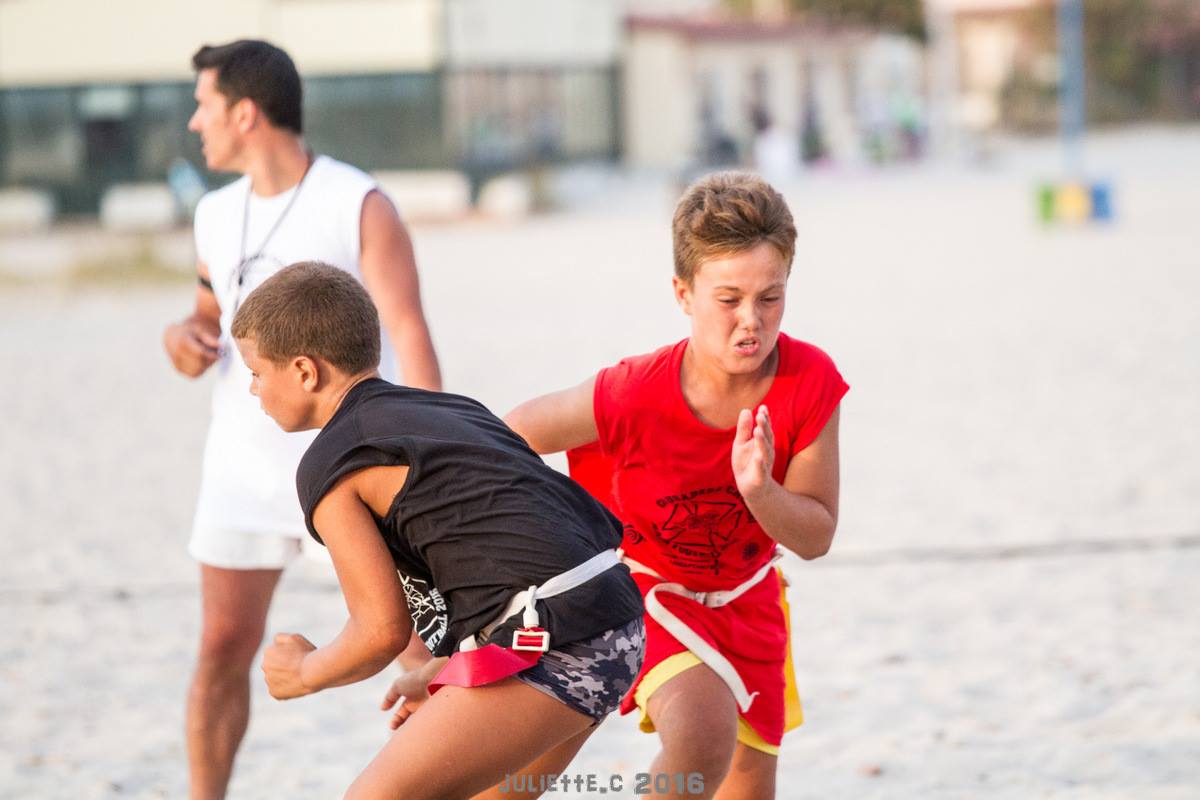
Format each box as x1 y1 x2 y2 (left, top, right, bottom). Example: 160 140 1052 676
161 40 441 799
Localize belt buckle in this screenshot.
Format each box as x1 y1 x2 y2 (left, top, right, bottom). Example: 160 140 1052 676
512 627 550 652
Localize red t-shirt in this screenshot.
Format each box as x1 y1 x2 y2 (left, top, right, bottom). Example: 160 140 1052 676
585 332 848 592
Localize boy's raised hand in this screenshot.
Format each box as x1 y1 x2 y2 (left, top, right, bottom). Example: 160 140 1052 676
262 632 317 700
732 405 775 500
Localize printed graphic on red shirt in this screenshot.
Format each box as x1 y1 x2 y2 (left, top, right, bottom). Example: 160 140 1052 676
653 485 747 573
612 483 766 579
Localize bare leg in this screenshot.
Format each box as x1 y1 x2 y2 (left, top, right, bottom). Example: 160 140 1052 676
644 664 739 799
344 678 594 800
186 566 282 800
471 726 595 800
713 743 777 800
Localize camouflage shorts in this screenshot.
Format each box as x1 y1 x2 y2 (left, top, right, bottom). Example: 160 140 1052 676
514 618 646 723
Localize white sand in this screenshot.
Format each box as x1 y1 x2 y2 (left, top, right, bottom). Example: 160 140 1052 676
1 127 1198 798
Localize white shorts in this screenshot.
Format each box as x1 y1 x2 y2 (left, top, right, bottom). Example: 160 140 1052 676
188 526 331 570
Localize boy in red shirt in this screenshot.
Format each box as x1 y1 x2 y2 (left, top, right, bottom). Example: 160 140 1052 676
507 172 847 798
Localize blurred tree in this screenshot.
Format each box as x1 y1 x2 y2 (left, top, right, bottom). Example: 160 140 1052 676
721 0 925 40
1002 0 1200 128
723 0 1199 124
1077 0 1200 120
792 0 925 40
1141 0 1200 114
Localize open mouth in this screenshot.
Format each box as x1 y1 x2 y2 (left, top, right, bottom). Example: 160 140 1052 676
733 337 759 356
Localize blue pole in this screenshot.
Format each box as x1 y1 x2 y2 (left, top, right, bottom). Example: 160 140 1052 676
1057 0 1086 179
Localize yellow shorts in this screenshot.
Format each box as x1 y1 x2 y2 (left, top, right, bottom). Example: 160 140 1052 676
630 575 804 756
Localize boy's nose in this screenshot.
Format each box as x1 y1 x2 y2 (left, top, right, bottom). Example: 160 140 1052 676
736 302 760 330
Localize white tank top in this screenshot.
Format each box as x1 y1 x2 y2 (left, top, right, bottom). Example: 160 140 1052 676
191 155 394 536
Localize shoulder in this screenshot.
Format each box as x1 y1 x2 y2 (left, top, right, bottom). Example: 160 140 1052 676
312 155 376 196
295 395 374 522
773 333 848 441
297 415 352 496
193 176 247 229
593 341 683 445
597 340 682 403
778 333 841 377
297 383 383 478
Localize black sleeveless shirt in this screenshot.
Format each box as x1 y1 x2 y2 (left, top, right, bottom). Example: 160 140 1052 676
296 379 643 658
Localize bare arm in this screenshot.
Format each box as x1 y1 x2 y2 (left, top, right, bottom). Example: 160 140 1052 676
503 376 600 454
394 632 434 672
162 259 221 378
261 470 412 699
359 189 442 391
732 406 841 560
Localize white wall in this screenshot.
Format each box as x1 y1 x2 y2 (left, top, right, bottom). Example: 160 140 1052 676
0 0 441 87
445 0 620 67
622 29 695 169
270 0 441 74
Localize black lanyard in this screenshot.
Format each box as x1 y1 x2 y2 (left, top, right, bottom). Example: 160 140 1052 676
234 153 316 294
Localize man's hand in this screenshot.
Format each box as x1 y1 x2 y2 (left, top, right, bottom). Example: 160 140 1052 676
262 633 318 700
732 405 775 501
163 317 221 378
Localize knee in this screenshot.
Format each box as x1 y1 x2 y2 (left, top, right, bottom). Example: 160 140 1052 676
195 618 265 675
684 735 737 784
719 746 778 800
660 714 738 782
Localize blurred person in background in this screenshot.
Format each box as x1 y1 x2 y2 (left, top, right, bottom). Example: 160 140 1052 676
161 39 440 800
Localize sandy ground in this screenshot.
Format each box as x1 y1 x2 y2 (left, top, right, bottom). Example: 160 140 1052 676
1 127 1198 798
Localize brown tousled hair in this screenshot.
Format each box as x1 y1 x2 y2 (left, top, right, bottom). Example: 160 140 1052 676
671 172 796 284
231 261 380 374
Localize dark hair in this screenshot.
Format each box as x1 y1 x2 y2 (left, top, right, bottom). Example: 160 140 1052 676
231 261 380 375
672 172 796 284
192 39 303 134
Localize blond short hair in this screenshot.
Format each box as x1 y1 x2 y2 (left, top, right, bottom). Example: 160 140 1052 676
672 172 796 284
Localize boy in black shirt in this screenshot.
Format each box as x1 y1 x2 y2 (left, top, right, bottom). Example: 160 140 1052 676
230 261 644 799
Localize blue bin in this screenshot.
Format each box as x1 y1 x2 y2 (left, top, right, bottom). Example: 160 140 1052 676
1089 182 1113 221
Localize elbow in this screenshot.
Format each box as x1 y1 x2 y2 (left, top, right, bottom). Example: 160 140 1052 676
798 540 832 561
503 406 537 450
381 623 412 655
796 519 837 561
366 621 411 665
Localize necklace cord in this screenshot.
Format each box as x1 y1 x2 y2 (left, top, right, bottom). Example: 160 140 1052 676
235 152 316 292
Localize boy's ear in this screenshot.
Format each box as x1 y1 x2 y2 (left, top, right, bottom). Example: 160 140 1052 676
672 275 693 316
293 355 320 392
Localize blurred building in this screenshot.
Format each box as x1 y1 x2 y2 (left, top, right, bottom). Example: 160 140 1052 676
929 0 1048 134
938 0 1200 132
0 0 626 215
623 13 924 172
0 0 934 219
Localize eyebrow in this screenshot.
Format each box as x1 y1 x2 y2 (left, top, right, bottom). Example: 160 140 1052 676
712 284 785 292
